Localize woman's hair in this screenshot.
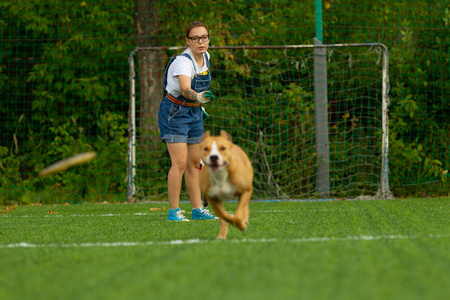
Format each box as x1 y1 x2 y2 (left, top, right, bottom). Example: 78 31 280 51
185 21 209 37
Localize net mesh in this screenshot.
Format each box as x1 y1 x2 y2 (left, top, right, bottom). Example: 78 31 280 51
2 1 448 203
131 45 386 200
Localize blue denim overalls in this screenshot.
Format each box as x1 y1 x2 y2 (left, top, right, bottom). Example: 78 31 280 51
158 52 211 144
163 53 211 103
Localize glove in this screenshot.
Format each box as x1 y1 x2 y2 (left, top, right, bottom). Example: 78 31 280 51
202 107 210 120
197 91 215 104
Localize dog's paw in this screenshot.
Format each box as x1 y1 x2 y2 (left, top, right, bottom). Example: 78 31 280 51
235 219 248 232
216 236 227 240
242 220 249 232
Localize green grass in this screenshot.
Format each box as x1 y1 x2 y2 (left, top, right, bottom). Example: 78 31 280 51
1 198 449 300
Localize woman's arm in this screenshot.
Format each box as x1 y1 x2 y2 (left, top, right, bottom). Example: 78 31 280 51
178 75 198 101
178 74 214 103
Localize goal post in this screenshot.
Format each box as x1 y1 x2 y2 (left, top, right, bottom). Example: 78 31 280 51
128 43 393 202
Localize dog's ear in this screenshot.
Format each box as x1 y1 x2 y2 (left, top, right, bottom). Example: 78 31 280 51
220 130 232 142
202 131 211 141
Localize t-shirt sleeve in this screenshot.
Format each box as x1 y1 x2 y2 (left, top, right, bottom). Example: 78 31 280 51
171 57 193 78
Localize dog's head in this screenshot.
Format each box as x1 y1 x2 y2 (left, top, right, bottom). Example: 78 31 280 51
200 130 233 172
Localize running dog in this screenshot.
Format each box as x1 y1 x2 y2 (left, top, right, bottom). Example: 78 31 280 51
199 130 253 239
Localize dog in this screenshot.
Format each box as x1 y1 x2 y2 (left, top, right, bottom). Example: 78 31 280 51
199 130 253 239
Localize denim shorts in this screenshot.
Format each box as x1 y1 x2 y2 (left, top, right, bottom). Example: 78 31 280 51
157 97 203 144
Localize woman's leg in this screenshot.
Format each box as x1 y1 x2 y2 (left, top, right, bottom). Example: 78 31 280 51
185 143 202 209
166 143 188 209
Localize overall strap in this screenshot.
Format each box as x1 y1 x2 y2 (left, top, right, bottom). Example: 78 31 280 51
204 53 210 68
163 52 210 90
163 56 178 90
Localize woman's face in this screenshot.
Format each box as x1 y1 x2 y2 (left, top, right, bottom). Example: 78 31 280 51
186 26 209 56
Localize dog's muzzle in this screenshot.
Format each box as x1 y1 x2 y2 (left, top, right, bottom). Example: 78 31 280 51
206 155 227 171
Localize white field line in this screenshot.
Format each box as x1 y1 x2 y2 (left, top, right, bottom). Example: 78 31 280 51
1 234 449 249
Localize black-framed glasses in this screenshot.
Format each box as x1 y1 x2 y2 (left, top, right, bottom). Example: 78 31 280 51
187 35 210 43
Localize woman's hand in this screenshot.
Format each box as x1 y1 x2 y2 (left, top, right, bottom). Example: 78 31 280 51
197 91 215 103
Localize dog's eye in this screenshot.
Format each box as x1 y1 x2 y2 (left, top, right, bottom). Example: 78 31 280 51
203 147 209 151
220 146 226 151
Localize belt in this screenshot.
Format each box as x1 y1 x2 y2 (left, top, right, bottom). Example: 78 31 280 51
166 94 202 108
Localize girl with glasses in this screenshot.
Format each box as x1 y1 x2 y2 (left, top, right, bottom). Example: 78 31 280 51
158 21 217 221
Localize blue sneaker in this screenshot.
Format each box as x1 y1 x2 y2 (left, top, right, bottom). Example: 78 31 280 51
167 208 189 221
191 208 219 220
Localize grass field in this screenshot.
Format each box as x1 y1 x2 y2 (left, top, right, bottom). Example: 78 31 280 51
1 198 449 300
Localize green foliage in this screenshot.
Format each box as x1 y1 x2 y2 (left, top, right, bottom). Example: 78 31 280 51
0 147 21 194
0 1 132 204
1 0 449 202
323 1 450 195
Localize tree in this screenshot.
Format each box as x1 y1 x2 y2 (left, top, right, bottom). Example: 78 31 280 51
133 0 163 150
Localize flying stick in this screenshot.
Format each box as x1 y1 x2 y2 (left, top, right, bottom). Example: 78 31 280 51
39 152 96 177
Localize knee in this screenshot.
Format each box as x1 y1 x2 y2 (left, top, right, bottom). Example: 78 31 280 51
172 159 187 173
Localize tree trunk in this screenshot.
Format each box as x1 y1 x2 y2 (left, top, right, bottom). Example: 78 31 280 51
133 0 163 151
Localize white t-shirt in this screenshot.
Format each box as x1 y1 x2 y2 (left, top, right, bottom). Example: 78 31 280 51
165 47 210 98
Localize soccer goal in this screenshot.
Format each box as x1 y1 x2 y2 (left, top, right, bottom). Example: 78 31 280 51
127 43 393 202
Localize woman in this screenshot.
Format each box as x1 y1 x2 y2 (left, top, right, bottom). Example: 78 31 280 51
158 21 218 221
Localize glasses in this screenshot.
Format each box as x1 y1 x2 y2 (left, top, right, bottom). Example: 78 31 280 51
187 35 210 43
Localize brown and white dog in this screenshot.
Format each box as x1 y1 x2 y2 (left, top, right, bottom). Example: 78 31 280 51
199 130 254 239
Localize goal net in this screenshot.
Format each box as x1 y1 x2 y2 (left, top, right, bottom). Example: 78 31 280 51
128 44 392 202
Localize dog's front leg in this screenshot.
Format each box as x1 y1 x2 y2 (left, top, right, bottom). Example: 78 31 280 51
207 198 232 239
234 189 252 232
217 218 229 239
